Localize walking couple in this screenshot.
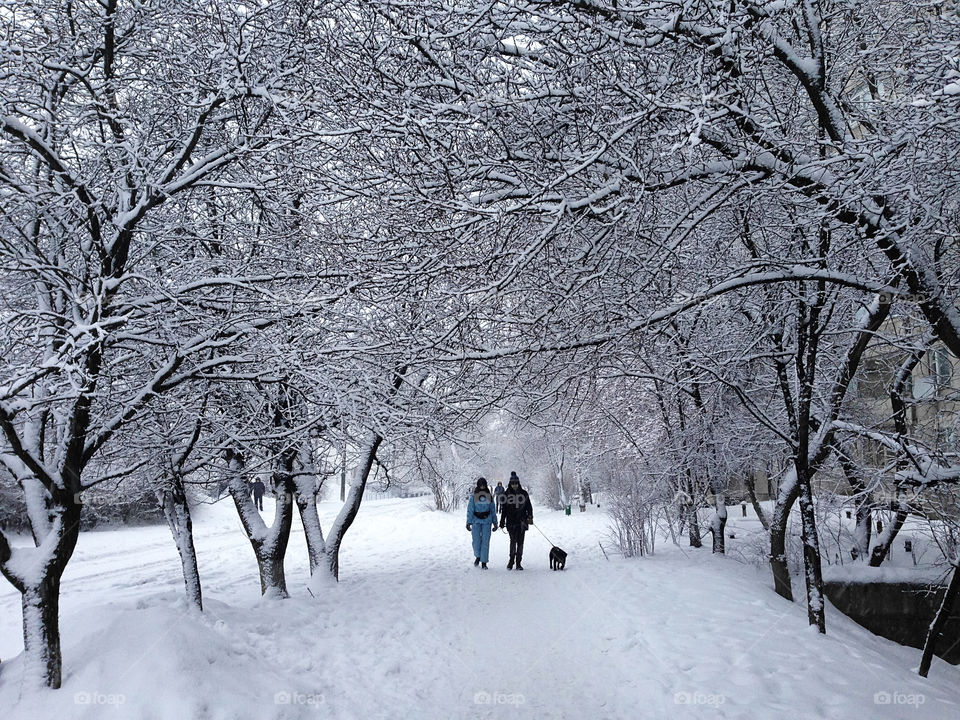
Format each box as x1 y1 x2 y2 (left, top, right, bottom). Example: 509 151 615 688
466 472 533 570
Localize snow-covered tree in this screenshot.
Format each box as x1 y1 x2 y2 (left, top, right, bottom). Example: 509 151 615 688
0 0 337 686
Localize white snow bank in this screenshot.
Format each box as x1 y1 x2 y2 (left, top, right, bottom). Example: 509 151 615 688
823 563 953 586
1 595 320 720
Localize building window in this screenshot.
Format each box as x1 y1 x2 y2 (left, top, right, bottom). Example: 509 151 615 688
932 348 954 388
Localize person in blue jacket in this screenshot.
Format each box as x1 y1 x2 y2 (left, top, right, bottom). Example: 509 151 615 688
466 477 498 569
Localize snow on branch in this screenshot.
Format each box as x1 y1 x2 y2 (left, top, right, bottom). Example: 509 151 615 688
434 267 899 362
831 420 960 488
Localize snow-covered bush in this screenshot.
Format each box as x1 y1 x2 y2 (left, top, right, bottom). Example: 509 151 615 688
606 465 675 557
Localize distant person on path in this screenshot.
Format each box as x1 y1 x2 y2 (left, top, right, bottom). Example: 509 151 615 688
252 478 265 511
466 477 498 569
499 471 533 570
494 481 505 513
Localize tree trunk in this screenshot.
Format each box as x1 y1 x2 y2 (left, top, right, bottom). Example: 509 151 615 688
918 562 960 678
744 474 769 531
259 456 295 597
2 493 82 689
20 475 53 546
869 503 909 566
555 453 568 510
314 368 405 585
835 449 872 561
258 534 290 597
322 432 382 581
21 576 63 688
870 347 924 567
159 474 202 611
795 463 826 633
685 501 702 548
769 468 799 601
852 499 873 562
294 475 326 575
709 492 727 554
681 471 702 548
226 449 293 598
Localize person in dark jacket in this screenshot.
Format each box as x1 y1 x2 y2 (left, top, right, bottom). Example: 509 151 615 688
499 471 533 570
466 477 498 568
252 478 265 511
494 481 505 513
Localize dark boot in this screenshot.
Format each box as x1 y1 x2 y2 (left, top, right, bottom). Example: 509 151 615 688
516 562 524 571
481 563 488 569
474 557 480 567
507 557 514 570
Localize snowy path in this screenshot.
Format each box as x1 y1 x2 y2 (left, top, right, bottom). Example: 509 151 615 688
2 497 959 719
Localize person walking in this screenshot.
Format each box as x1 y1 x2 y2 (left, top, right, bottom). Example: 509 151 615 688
252 478 265 511
494 480 505 513
466 477 498 569
499 471 533 570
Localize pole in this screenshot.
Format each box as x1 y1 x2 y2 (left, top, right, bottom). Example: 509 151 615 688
340 438 346 502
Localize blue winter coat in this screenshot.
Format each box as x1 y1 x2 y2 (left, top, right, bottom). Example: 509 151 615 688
467 491 498 527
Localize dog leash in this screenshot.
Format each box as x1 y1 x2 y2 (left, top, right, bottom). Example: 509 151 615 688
530 521 555 546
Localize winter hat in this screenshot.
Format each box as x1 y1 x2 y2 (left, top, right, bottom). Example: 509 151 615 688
509 471 519 482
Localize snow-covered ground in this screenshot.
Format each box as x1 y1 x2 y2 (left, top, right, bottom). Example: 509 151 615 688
1 497 959 719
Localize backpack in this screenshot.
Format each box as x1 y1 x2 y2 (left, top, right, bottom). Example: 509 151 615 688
473 493 493 519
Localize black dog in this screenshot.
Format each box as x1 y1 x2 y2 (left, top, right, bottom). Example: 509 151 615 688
549 546 567 571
